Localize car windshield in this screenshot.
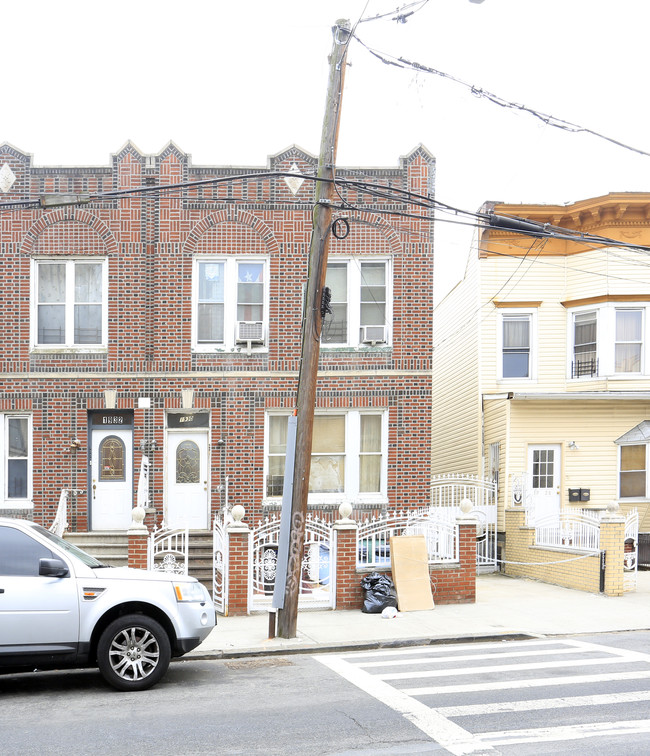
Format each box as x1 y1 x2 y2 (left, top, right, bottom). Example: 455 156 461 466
30 523 105 568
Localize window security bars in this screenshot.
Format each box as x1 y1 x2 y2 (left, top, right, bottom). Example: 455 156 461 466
571 358 598 378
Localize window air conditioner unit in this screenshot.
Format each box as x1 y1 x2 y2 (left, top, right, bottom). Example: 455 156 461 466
236 321 264 343
360 325 387 345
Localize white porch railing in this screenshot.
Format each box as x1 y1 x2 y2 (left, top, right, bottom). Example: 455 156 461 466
534 512 601 552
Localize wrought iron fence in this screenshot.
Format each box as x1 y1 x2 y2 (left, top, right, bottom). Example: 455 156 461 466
212 511 229 614
534 512 601 551
148 527 189 575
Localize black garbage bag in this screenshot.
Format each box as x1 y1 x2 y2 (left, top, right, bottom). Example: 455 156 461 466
360 572 398 614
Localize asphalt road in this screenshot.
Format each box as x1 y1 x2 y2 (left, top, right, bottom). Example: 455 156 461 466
3 632 650 755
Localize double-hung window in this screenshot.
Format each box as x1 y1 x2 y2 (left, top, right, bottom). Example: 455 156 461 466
572 311 598 378
0 415 31 508
619 444 647 498
501 313 532 379
322 259 390 346
194 258 267 350
265 411 387 504
615 309 643 373
33 259 106 348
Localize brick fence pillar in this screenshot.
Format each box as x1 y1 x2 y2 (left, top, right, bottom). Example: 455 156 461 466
455 516 478 602
600 508 625 597
333 518 360 610
127 507 149 570
227 523 251 615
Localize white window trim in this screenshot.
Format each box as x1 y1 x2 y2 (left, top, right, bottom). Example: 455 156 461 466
497 309 537 382
322 257 392 349
30 257 108 352
0 414 32 509
191 256 269 353
567 303 650 379
263 410 388 507
618 442 650 501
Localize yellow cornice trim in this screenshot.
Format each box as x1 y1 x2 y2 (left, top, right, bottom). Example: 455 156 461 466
493 301 542 309
561 294 650 308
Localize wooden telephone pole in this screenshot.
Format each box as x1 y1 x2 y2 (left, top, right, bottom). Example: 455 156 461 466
276 19 351 638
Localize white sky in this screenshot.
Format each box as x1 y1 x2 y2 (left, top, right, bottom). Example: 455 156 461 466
5 0 650 300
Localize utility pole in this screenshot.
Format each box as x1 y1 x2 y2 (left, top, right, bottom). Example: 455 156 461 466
276 19 351 638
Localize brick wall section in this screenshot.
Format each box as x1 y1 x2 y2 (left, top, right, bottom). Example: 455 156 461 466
127 530 148 570
226 527 251 615
504 507 626 596
333 523 363 609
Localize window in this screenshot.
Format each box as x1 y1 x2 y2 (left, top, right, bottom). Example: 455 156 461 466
620 444 646 498
615 309 643 373
0 526 54 576
501 313 532 378
0 415 32 508
33 259 106 348
322 259 390 346
194 258 267 350
573 311 597 377
265 411 387 503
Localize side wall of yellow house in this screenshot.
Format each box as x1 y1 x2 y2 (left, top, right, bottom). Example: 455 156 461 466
431 247 482 476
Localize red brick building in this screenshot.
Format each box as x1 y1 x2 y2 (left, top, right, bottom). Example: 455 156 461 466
0 141 434 534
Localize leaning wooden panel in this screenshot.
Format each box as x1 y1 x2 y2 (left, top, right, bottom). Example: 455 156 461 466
389 535 434 611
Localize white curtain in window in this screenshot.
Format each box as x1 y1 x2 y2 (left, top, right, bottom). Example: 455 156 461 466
503 317 529 348
360 415 381 492
616 310 642 372
310 416 345 493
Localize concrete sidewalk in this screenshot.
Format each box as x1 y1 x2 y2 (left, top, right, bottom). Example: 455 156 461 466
187 571 650 660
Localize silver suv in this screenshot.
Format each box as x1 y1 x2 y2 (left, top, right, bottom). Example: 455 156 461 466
0 517 215 691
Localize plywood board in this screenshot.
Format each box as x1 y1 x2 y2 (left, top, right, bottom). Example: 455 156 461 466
390 535 434 612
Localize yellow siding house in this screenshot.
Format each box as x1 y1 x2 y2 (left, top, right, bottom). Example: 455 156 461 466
432 193 650 548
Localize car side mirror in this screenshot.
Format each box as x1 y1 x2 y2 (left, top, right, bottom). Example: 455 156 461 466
39 557 69 578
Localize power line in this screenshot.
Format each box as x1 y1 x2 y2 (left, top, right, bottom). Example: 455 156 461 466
352 33 650 161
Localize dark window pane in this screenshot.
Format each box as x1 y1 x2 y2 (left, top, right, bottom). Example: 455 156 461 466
0 527 54 576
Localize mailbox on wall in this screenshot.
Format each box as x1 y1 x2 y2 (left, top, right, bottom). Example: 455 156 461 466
569 488 590 502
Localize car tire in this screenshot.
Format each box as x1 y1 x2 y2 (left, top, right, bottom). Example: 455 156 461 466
97 614 171 692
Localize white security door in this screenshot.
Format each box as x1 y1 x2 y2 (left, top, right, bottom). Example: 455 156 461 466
528 444 561 520
166 432 209 529
91 429 133 530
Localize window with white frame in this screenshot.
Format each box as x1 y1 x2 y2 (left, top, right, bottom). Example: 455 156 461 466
322 259 390 346
615 309 643 373
568 304 649 378
33 259 106 348
500 312 533 379
572 310 598 377
194 258 267 350
0 415 31 507
265 411 387 502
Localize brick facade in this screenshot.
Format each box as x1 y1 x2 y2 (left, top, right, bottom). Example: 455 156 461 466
0 141 434 532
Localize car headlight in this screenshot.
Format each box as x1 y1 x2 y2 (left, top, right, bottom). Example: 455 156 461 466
173 581 208 602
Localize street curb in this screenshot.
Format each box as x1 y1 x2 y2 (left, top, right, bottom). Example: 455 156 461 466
177 632 539 662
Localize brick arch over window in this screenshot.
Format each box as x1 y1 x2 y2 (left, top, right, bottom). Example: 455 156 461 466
182 209 279 257
20 210 117 257
328 214 402 256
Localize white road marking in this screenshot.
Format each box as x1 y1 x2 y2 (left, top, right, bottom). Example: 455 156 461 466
402 669 650 696
357 645 606 670
479 718 650 746
314 653 496 755
344 638 563 660
378 653 632 681
438 690 650 717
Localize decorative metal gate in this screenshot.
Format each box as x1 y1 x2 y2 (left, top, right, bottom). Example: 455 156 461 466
251 513 334 611
148 527 189 574
429 475 498 572
624 509 639 593
213 511 228 614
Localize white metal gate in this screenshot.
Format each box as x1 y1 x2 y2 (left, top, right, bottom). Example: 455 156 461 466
148 527 189 575
429 475 498 571
251 513 334 611
213 511 228 614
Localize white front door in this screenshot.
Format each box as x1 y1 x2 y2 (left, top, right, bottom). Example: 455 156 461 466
166 432 209 529
528 444 561 520
91 429 133 530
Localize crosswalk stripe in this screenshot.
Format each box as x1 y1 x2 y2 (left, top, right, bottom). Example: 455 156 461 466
314 653 497 755
378 653 633 681
357 645 601 669
437 690 650 717
402 669 650 696
344 638 562 660
479 718 650 746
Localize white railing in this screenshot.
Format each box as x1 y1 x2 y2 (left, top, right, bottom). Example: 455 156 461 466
624 509 639 592
213 511 229 614
49 488 83 537
534 513 601 552
357 510 458 569
148 527 189 575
